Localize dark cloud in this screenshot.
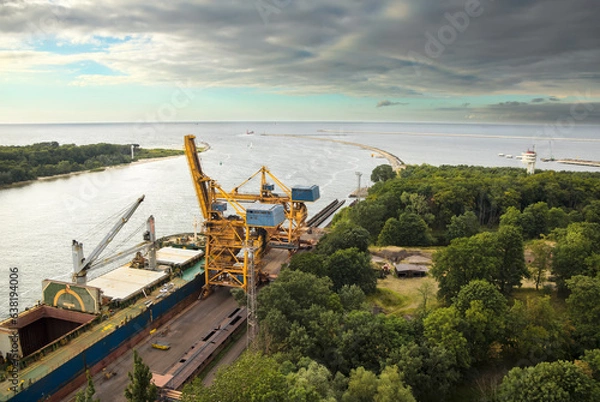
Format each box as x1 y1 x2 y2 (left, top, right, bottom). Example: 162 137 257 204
472 101 600 123
497 101 528 107
531 98 546 103
377 100 408 108
1 0 599 122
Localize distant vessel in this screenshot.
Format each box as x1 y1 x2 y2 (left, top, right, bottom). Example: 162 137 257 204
505 154 513 158
498 153 504 157
246 130 254 135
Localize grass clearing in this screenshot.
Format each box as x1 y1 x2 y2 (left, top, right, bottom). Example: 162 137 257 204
372 275 439 316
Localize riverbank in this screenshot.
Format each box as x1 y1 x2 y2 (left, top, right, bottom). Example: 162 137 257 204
0 155 182 190
0 143 210 190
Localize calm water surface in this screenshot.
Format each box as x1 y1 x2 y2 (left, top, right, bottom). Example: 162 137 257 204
1 122 599 316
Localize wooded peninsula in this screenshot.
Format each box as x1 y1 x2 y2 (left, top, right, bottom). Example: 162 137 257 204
0 142 183 186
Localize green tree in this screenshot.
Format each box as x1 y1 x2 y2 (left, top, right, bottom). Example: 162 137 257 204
371 164 396 183
286 359 337 402
497 360 600 402
446 210 480 242
346 201 388 241
455 280 508 362
337 285 367 312
521 201 549 239
342 367 378 402
337 312 411 374
583 200 600 223
75 370 99 402
325 248 377 294
581 349 600 381
341 366 415 402
182 352 287 402
493 225 528 295
395 212 433 247
430 233 498 303
400 192 434 224
552 223 600 293
566 275 600 350
288 252 327 277
499 206 522 229
377 217 402 247
257 270 333 348
124 350 158 402
505 296 570 363
547 207 570 231
374 366 415 402
317 222 370 256
528 239 553 290
388 342 460 402
423 306 471 369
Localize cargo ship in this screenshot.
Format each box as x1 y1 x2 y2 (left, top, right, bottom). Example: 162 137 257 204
0 197 207 401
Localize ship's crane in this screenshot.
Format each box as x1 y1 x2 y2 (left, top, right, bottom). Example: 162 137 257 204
72 195 157 285
184 135 319 296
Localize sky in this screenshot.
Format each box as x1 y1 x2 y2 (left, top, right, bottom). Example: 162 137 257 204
1 0 599 124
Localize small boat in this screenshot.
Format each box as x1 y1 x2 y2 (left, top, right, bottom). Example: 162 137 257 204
505 154 513 158
498 153 504 157
246 130 254 135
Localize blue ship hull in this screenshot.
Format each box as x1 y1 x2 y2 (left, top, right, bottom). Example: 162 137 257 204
9 272 205 401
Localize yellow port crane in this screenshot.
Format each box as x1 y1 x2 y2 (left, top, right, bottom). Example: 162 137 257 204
230 166 311 250
184 135 319 295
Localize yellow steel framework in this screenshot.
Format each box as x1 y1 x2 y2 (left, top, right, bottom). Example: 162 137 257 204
230 166 308 249
185 135 252 293
184 134 314 294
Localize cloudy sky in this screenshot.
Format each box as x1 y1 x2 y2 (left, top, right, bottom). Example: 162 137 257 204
1 0 599 123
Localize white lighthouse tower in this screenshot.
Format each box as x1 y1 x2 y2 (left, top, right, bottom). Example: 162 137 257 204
522 148 537 175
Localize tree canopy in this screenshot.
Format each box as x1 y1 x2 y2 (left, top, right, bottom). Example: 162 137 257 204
0 142 182 185
498 360 600 402
124 350 158 402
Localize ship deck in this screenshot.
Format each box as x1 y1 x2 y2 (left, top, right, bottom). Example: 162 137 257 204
0 262 203 402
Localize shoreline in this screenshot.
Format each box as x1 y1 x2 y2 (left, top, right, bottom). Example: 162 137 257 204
0 143 211 190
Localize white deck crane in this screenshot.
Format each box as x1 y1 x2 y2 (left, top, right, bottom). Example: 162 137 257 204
72 195 156 285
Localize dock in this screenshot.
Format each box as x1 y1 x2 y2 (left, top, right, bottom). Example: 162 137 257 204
64 287 239 402
557 159 600 168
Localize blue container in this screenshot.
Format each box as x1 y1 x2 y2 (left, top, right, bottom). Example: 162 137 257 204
292 185 320 202
212 202 227 212
246 203 286 227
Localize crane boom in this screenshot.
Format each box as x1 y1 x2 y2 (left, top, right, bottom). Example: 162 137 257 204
72 195 145 284
184 135 211 219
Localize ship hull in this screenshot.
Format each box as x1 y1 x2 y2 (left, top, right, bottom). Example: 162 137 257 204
9 272 205 402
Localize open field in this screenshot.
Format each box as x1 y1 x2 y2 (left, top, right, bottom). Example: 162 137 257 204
370 275 439 316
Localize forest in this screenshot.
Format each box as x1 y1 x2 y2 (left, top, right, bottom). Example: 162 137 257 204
180 163 600 402
0 142 183 186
